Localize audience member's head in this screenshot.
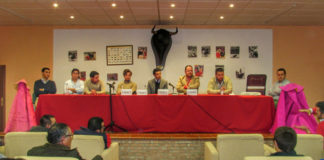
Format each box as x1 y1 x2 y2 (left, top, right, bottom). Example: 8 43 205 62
40 114 56 129
277 68 287 82
273 126 297 153
88 117 105 133
90 71 99 83
215 68 224 82
47 123 73 148
123 69 132 81
153 68 162 80
41 67 50 80
315 101 324 119
184 65 193 77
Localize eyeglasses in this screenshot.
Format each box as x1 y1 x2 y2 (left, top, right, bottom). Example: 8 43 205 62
65 134 73 138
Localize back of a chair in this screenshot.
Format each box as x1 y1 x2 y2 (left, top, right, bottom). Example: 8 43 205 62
16 156 78 160
246 74 267 95
217 134 264 160
244 156 313 160
295 134 323 160
101 142 119 160
5 132 47 157
71 135 105 160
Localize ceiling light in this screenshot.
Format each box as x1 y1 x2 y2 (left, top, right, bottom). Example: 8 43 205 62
112 3 117 7
170 3 175 8
229 4 234 8
120 15 124 19
220 16 224 20
170 15 174 19
70 16 75 19
53 2 58 8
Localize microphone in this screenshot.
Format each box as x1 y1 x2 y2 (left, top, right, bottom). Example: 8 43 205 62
107 82 116 89
168 83 175 88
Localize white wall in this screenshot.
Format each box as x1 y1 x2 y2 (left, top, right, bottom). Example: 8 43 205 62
53 28 272 94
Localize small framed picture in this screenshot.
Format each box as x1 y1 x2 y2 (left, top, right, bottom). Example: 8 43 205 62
188 46 197 57
84 52 96 61
138 47 147 59
107 73 118 81
68 50 77 61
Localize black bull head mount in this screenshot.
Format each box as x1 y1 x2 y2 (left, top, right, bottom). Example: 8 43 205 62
151 25 178 70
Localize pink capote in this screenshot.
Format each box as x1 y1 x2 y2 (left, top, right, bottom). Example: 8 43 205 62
270 83 318 134
4 79 37 133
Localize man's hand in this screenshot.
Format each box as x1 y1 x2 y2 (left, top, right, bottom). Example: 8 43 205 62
220 87 225 91
295 125 310 134
68 88 77 93
91 89 97 95
299 109 312 116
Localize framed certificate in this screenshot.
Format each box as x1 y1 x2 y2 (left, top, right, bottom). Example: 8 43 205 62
106 45 133 65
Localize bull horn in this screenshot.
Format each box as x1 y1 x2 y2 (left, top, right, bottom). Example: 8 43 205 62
151 25 157 34
170 27 178 35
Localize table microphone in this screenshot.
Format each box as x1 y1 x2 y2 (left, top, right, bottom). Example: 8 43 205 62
168 83 175 88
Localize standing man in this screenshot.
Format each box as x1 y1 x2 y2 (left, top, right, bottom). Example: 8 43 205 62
207 68 232 95
64 68 84 94
147 68 168 94
84 71 106 95
269 68 290 105
34 67 57 98
176 65 200 94
116 69 137 94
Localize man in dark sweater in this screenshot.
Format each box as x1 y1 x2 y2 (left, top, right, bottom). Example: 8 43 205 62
34 67 56 98
271 126 302 156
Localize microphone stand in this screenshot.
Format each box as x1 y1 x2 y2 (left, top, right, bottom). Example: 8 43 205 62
105 83 127 132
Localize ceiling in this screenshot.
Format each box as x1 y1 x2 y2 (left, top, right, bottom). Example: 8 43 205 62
0 0 324 26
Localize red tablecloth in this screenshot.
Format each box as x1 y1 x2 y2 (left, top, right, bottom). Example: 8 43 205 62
36 94 275 133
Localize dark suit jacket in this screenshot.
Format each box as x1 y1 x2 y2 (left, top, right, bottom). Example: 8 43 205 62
147 78 168 94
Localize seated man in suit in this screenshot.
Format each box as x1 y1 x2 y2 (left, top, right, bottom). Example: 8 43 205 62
30 114 56 132
116 69 137 94
207 68 232 95
176 65 200 94
147 68 168 94
28 123 103 160
34 67 57 98
74 117 110 149
271 126 302 156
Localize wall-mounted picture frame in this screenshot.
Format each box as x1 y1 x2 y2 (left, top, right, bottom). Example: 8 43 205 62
106 45 133 65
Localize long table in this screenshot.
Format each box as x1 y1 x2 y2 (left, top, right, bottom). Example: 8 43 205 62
36 94 275 133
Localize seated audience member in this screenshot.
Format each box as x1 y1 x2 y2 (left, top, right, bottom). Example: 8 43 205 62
28 123 102 160
30 115 56 132
147 68 168 94
34 67 57 98
269 68 290 106
74 117 110 148
116 69 137 94
64 68 84 94
84 71 106 95
271 126 302 156
176 65 200 94
207 68 232 95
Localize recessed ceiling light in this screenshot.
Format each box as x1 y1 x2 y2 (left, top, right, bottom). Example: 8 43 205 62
53 2 58 8
170 15 174 19
111 3 117 7
70 15 75 19
120 15 124 19
170 3 175 8
229 4 234 8
220 16 224 20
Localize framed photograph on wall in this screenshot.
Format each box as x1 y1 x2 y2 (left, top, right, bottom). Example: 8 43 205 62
106 45 133 65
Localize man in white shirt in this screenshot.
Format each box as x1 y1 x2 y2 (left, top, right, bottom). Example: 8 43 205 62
64 68 84 94
269 68 290 106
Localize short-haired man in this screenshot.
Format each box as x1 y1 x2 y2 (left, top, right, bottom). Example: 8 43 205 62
207 68 232 95
74 117 111 149
269 68 290 105
84 71 106 95
116 69 137 94
297 101 324 136
271 126 301 156
147 68 168 94
28 123 103 160
176 65 200 94
64 68 84 94
34 67 57 98
30 114 56 132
